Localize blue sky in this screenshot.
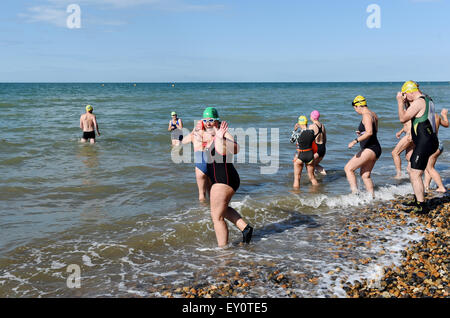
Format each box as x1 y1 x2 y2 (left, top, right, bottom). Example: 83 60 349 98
1 0 449 82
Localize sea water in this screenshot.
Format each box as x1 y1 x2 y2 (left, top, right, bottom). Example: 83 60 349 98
0 82 448 297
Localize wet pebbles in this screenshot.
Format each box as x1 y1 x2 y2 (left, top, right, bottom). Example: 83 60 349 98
143 191 449 298
344 192 449 298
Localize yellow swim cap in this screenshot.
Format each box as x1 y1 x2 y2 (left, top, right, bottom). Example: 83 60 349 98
352 95 367 107
401 81 419 93
86 105 93 112
298 115 308 125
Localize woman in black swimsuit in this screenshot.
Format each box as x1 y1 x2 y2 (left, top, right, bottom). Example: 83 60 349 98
344 96 381 197
291 116 319 189
309 110 327 175
201 107 253 247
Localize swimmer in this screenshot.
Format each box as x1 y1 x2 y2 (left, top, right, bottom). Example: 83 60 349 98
291 115 319 189
168 111 183 146
200 107 253 247
345 96 381 198
80 105 100 144
308 110 327 175
182 119 212 202
397 81 439 214
424 108 448 193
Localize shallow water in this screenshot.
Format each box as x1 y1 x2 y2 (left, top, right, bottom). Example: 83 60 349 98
0 82 448 297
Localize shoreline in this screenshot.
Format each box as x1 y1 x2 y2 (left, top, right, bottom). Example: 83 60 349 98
344 191 449 298
149 190 449 298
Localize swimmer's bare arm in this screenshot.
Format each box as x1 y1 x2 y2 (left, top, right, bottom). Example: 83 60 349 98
440 108 449 127
397 92 424 123
168 121 173 131
395 127 405 139
224 131 239 154
182 132 192 144
80 115 84 130
184 120 203 144
93 115 100 136
215 122 239 155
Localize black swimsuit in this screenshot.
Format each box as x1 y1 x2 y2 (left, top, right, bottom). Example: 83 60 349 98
83 131 95 140
358 117 382 159
313 123 326 158
295 129 315 164
205 140 240 192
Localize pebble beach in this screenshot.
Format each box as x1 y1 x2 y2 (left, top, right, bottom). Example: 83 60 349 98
151 191 449 299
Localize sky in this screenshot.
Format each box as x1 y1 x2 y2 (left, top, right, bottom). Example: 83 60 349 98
0 0 449 82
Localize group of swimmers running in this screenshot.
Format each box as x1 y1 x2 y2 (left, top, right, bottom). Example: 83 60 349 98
80 81 448 248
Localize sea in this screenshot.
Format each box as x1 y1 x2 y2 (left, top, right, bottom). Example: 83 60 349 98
0 82 448 297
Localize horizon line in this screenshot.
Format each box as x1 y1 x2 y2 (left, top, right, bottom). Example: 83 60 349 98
1 80 450 84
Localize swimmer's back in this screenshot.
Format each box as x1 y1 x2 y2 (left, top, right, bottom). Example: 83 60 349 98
80 113 96 132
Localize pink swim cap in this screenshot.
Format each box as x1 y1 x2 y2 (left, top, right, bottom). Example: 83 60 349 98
311 110 320 120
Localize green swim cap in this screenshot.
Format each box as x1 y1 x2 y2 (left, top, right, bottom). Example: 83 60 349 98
171 111 177 116
86 105 93 112
202 107 219 120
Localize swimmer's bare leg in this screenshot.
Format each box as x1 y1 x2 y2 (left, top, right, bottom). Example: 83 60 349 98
345 151 367 194
425 149 446 193
307 162 319 186
293 159 303 189
195 168 209 202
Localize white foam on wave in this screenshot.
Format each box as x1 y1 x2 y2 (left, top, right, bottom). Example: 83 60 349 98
82 255 95 267
230 195 251 211
315 217 427 297
295 183 413 209
50 261 66 270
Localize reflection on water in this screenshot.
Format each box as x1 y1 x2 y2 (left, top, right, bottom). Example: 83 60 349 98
80 205 107 222
77 143 100 186
76 144 107 222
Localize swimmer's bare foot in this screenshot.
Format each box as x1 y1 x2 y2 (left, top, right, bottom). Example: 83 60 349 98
436 187 447 193
394 173 403 179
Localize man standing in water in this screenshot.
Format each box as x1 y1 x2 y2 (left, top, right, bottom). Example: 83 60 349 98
80 105 100 144
397 81 439 214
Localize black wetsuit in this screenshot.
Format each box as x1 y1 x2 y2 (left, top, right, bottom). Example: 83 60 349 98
313 123 326 158
291 129 315 164
410 95 439 170
205 140 240 192
358 118 382 159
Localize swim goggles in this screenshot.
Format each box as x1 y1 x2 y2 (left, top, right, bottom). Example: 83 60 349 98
202 118 216 123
